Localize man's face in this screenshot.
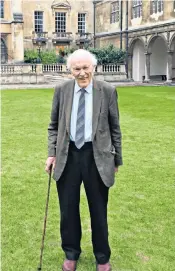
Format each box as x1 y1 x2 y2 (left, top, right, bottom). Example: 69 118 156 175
70 58 94 88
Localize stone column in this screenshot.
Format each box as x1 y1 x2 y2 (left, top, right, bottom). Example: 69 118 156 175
11 0 24 63
62 65 67 72
97 65 103 73
166 50 173 82
36 64 43 74
128 54 133 80
23 64 31 74
144 52 151 82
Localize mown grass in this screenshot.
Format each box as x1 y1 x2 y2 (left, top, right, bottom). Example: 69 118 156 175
1 86 175 271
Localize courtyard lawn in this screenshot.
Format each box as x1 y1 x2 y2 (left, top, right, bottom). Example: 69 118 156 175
1 86 174 271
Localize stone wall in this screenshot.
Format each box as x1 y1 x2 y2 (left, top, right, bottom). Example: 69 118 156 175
0 63 127 84
0 74 45 84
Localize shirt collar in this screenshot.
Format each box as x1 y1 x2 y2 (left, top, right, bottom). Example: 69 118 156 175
75 80 93 94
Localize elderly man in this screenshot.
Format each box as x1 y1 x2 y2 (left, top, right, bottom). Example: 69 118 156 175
45 49 122 271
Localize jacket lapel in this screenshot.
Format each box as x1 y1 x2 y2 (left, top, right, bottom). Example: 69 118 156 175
64 79 75 134
92 79 102 140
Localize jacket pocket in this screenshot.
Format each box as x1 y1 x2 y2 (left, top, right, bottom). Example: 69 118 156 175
98 113 108 131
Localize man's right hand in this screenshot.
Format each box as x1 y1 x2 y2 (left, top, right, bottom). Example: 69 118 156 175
45 157 56 174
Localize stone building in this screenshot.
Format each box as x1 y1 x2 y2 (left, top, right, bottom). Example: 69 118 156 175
0 0 94 63
1 0 175 82
0 0 24 63
23 0 94 54
94 0 175 82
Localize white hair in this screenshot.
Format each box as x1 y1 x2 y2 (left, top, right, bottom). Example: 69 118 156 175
66 49 97 70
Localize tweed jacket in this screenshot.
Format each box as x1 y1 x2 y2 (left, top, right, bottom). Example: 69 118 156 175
48 78 123 187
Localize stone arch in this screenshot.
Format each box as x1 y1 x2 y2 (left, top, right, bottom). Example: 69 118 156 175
147 34 168 53
170 33 175 51
129 37 145 54
129 37 145 81
1 38 8 64
147 34 168 80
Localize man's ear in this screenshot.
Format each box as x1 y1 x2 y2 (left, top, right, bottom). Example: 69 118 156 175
93 66 96 73
69 67 73 74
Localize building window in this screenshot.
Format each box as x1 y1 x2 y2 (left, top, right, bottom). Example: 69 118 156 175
151 0 163 14
1 38 7 63
132 0 142 18
34 11 43 33
78 13 86 33
0 0 4 18
55 12 66 32
110 1 120 23
174 0 175 10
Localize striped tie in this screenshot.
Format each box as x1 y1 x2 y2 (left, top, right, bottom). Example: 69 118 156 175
75 88 86 149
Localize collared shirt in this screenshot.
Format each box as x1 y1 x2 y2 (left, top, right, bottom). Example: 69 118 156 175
70 80 93 142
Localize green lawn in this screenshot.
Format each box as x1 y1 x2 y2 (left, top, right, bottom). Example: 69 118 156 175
1 86 175 271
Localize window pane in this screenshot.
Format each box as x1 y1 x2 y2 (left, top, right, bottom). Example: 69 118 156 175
112 13 114 23
111 1 120 23
34 11 43 33
155 1 158 13
55 12 66 32
158 0 163 12
0 1 4 18
132 0 142 18
152 0 163 14
78 13 86 33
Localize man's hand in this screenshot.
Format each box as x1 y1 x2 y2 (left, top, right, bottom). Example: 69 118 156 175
115 167 118 173
45 157 56 174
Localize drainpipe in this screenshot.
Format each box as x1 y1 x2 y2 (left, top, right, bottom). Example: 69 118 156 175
120 0 123 50
93 1 96 48
125 0 129 78
93 1 102 48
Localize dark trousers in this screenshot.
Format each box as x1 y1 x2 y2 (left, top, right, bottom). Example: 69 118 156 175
56 141 111 264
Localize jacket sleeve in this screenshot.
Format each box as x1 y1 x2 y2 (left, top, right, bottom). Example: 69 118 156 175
108 88 123 167
48 86 60 157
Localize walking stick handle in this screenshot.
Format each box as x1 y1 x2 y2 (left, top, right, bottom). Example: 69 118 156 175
49 163 53 173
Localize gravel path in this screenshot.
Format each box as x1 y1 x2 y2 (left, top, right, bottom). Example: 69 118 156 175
1 81 174 90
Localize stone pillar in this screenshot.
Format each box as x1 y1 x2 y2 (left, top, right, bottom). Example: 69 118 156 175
12 23 24 62
36 64 43 74
144 52 151 82
11 0 24 63
128 54 133 80
23 64 31 74
167 50 173 82
62 65 67 72
97 65 103 73
120 64 126 73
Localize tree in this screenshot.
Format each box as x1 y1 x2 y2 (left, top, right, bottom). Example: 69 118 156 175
89 44 126 65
